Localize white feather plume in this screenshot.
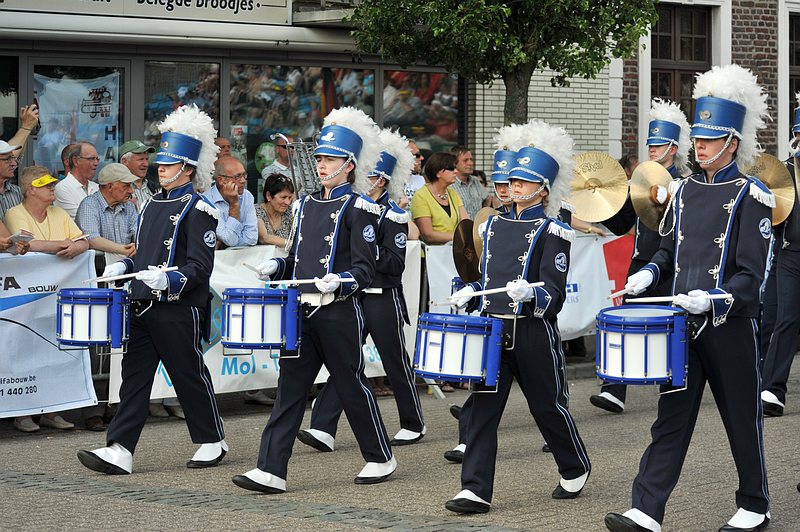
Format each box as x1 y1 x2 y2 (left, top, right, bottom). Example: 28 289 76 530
383 129 414 201
322 107 381 192
516 119 575 218
158 104 219 192
494 123 529 151
692 64 769 169
649 98 691 174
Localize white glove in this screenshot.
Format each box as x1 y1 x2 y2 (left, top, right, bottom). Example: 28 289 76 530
135 265 169 290
654 185 668 205
315 273 340 294
673 289 711 314
625 270 654 295
102 262 126 278
506 279 534 303
255 259 279 280
451 285 476 309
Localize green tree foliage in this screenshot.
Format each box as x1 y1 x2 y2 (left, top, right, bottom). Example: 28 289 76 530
349 0 658 124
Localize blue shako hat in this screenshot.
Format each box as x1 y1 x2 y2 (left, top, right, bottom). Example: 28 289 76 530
155 131 203 166
690 96 746 140
793 104 800 133
508 146 559 186
313 124 364 162
491 149 516 183
368 151 398 180
647 120 681 146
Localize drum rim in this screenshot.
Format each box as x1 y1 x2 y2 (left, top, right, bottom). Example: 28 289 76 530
418 312 500 327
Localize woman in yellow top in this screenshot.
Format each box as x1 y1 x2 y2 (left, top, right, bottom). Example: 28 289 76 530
411 151 470 244
4 166 88 258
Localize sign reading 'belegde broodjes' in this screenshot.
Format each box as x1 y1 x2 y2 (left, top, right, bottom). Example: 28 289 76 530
0 0 289 26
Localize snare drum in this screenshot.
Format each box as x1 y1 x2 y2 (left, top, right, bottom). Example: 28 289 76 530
595 305 687 386
413 313 503 386
56 288 129 348
221 287 300 351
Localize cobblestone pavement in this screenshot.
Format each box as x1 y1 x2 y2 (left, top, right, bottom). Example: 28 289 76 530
1 361 798 531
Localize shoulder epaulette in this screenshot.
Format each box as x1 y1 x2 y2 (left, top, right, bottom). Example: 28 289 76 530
748 178 776 208
385 200 411 223
560 200 576 213
354 195 385 215
548 218 575 242
194 196 219 220
668 177 686 196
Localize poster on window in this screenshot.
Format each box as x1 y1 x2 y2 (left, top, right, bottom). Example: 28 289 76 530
33 72 120 177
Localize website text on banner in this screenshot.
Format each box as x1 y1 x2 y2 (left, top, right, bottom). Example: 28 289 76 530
0 252 98 417
109 241 422 402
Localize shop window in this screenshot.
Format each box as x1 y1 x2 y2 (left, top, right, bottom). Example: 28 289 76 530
0 56 19 143
383 71 459 153
143 61 220 148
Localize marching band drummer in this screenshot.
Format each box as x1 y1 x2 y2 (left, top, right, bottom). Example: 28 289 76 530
590 98 691 415
296 127 426 451
605 64 772 532
232 107 397 494
445 119 591 514
77 105 228 475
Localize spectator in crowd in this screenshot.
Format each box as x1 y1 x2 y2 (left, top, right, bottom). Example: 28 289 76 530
76 163 138 259
404 140 426 202
448 146 490 219
55 142 100 218
619 153 639 180
0 220 29 255
411 151 469 245
59 143 77 180
215 137 232 159
4 165 88 433
119 140 156 211
204 155 258 248
255 173 295 249
4 103 39 161
260 135 293 199
0 140 23 220
5 166 89 257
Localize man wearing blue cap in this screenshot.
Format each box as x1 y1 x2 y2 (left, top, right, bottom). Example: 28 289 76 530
590 98 690 415
760 95 800 419
445 119 591 514
233 107 396 494
296 128 425 452
606 65 772 532
77 105 228 476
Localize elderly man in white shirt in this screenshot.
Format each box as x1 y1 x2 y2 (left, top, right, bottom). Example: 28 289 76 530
55 142 100 218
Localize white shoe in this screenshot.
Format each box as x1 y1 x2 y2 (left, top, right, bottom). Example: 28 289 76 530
355 456 397 484
391 426 426 445
149 403 169 418
725 508 770 529
187 440 228 468
232 468 287 493
622 508 662 532
761 390 784 407
297 429 335 452
77 443 132 475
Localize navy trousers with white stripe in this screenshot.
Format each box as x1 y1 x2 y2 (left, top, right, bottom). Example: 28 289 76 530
631 317 769 523
309 289 425 436
461 316 591 503
107 302 224 453
256 299 392 479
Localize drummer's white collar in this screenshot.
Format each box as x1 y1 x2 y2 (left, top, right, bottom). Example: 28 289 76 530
511 203 545 220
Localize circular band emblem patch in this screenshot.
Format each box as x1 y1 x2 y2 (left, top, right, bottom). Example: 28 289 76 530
555 252 568 272
394 233 407 249
759 218 772 239
363 224 376 243
204 230 217 248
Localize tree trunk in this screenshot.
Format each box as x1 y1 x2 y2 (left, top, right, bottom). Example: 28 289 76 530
502 63 535 126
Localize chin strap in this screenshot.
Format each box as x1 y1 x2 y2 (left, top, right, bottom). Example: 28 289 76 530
694 133 734 166
652 142 674 164
159 162 186 186
788 137 800 157
319 156 352 184
511 188 543 202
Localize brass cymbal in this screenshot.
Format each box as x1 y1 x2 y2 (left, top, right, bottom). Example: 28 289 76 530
745 154 795 225
630 161 673 231
569 152 629 223
472 207 499 259
453 219 480 283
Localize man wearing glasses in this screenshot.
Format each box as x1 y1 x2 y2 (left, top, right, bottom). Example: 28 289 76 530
204 155 257 248
260 135 294 200
55 142 100 219
0 140 24 220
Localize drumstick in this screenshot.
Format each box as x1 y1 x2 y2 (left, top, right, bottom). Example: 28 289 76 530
431 282 546 306
84 266 179 284
242 262 260 274
263 277 343 287
608 288 631 300
625 293 731 304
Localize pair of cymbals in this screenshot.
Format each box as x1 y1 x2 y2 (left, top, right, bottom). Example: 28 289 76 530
630 161 672 231
452 207 499 283
569 152 629 223
744 154 794 225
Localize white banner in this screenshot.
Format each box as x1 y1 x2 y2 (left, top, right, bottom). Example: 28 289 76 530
110 241 422 401
33 72 121 177
0 252 98 417
424 244 459 315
